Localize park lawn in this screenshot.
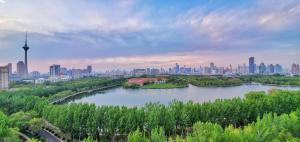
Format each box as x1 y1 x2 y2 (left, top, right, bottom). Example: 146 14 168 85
142 83 186 89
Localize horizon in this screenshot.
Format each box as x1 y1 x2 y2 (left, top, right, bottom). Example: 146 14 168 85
0 0 300 72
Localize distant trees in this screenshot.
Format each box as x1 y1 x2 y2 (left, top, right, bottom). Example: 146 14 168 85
187 76 243 87
9 77 124 97
240 75 300 85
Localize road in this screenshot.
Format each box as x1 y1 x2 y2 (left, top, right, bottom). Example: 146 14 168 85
38 129 63 142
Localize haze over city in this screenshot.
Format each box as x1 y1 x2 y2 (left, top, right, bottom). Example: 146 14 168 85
0 0 300 72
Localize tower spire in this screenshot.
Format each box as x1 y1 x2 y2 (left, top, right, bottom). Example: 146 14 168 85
22 32 29 78
25 32 28 46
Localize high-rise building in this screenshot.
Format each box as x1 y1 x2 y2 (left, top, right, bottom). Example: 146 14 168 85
259 62 266 74
6 63 12 76
210 62 215 69
60 67 68 75
274 64 283 74
87 65 92 74
269 64 275 74
22 33 30 77
237 64 248 75
71 69 83 79
17 61 26 77
0 66 9 89
175 63 180 74
291 63 300 75
249 57 255 74
50 64 61 76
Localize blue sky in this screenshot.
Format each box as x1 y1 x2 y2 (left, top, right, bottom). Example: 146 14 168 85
0 0 299 72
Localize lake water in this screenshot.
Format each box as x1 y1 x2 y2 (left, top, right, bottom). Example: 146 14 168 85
71 84 300 106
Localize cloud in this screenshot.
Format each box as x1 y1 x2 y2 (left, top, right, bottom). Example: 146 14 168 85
175 0 300 42
0 0 300 71
0 0 5 3
0 0 151 35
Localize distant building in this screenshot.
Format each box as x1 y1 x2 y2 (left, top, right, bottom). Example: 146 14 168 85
133 69 147 76
0 66 9 89
48 75 71 83
175 63 180 74
30 71 41 78
60 67 68 75
274 64 283 74
71 69 82 79
87 65 92 74
6 63 12 76
50 64 61 76
291 63 300 75
210 62 215 69
17 61 26 78
150 68 160 75
249 57 255 74
204 67 211 75
237 64 248 75
259 63 266 74
268 64 275 74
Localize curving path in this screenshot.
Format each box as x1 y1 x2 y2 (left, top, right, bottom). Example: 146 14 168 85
38 129 63 142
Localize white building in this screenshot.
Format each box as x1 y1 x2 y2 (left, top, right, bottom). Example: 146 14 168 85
48 75 71 83
0 66 9 89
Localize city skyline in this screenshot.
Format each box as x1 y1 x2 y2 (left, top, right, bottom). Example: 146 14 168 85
0 0 300 72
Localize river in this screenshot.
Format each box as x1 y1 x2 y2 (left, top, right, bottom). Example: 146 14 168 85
70 84 300 106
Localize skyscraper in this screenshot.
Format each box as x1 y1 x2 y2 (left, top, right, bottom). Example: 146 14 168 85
17 61 26 78
210 62 215 69
50 64 61 76
87 65 92 74
22 33 30 77
259 63 266 74
274 64 283 74
6 63 12 76
291 64 300 75
249 57 255 74
269 64 275 74
0 66 9 89
175 63 180 74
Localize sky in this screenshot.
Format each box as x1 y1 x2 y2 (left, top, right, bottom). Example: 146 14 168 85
0 0 300 72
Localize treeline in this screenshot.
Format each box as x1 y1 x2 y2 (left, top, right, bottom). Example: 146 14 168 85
1 89 300 141
240 75 300 86
128 110 300 142
173 75 300 87
124 75 300 89
172 75 243 87
10 77 124 98
188 76 243 87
